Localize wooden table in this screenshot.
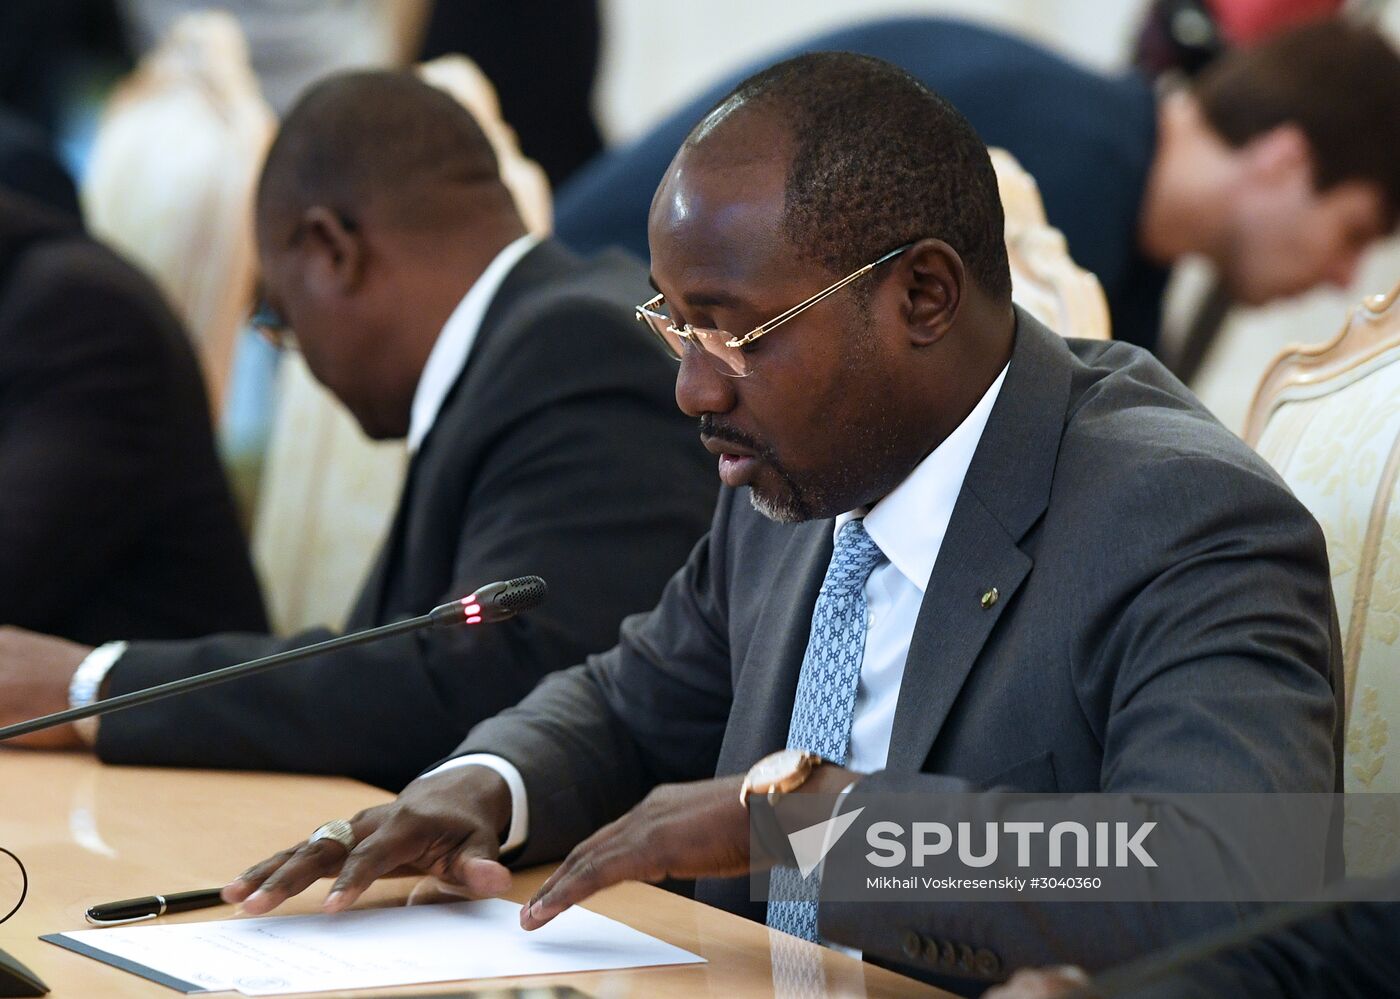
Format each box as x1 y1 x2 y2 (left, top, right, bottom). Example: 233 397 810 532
0 753 946 998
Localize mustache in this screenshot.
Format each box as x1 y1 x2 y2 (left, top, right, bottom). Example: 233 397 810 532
698 415 764 455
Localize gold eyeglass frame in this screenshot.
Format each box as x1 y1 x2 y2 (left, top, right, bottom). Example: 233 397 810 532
635 242 913 376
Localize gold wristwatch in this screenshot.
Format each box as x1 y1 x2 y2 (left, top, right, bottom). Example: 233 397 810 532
739 748 824 808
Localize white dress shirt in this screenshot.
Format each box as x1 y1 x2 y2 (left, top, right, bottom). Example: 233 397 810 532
69 234 543 743
436 363 1010 855
837 362 1008 775
407 234 540 454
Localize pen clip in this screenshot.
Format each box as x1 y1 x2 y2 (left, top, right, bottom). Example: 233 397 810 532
84 910 158 927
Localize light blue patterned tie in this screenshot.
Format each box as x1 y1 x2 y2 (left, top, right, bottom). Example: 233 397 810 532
767 519 885 942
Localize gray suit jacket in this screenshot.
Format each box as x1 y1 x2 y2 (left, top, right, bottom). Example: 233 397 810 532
456 311 1342 991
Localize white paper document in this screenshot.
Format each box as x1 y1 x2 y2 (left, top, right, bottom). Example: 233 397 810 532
51 899 705 995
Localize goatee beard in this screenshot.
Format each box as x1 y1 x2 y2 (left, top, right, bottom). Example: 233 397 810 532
747 485 810 524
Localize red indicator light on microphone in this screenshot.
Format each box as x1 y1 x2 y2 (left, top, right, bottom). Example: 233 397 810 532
463 603 481 616
466 615 483 625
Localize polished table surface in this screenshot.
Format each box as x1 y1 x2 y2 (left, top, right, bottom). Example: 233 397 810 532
0 753 947 998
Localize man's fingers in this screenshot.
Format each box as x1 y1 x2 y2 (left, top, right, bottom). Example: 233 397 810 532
527 817 627 907
521 814 666 929
222 848 299 903
231 808 388 913
239 840 351 915
445 856 512 897
522 848 639 930
323 825 429 912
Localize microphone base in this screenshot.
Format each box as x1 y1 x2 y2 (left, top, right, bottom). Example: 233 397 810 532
0 949 46 996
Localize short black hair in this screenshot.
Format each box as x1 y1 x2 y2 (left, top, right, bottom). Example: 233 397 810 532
1195 19 1400 227
257 70 509 230
690 52 1011 302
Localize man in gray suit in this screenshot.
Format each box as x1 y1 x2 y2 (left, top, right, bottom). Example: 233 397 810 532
224 54 1341 993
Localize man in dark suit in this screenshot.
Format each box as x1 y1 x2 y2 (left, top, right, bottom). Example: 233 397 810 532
222 56 1340 992
553 17 1400 353
0 188 266 654
0 72 715 792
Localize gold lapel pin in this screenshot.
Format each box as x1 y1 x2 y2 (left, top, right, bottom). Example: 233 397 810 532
980 587 999 609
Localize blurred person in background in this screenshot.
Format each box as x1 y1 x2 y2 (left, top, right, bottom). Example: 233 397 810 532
1128 0 1349 382
0 187 266 647
0 72 715 789
554 17 1400 356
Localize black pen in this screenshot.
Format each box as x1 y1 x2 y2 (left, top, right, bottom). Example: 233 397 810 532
85 888 227 926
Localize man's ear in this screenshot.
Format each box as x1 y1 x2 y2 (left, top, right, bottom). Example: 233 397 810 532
1241 123 1312 186
902 238 964 346
299 206 365 295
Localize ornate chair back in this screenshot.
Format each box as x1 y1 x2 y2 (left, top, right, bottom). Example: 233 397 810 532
1246 283 1400 875
82 11 274 413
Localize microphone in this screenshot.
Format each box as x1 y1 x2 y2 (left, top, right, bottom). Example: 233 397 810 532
429 575 548 626
0 575 547 743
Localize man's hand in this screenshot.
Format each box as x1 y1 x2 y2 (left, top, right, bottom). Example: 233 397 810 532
0 626 91 749
521 776 751 930
222 765 515 915
522 762 858 929
984 967 1092 998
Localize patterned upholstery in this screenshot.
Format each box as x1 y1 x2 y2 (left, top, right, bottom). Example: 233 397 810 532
1246 283 1400 875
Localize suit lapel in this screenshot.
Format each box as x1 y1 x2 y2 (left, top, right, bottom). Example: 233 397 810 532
358 241 575 624
469 238 577 360
717 519 833 774
885 312 1075 770
884 496 1031 769
354 451 422 624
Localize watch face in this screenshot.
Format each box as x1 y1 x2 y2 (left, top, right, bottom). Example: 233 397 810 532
751 748 811 789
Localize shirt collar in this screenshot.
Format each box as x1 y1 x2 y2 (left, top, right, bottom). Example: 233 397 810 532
407 233 541 453
835 363 1009 592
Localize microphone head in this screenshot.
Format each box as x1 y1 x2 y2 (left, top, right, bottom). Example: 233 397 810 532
431 576 548 626
483 575 548 617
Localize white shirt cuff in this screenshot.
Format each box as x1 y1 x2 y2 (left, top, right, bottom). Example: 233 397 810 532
422 753 529 854
68 640 127 746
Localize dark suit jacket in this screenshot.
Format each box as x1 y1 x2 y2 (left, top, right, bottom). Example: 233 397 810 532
555 16 1168 350
1101 872 1400 998
97 240 717 791
0 109 81 220
456 311 1342 991
0 191 266 644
